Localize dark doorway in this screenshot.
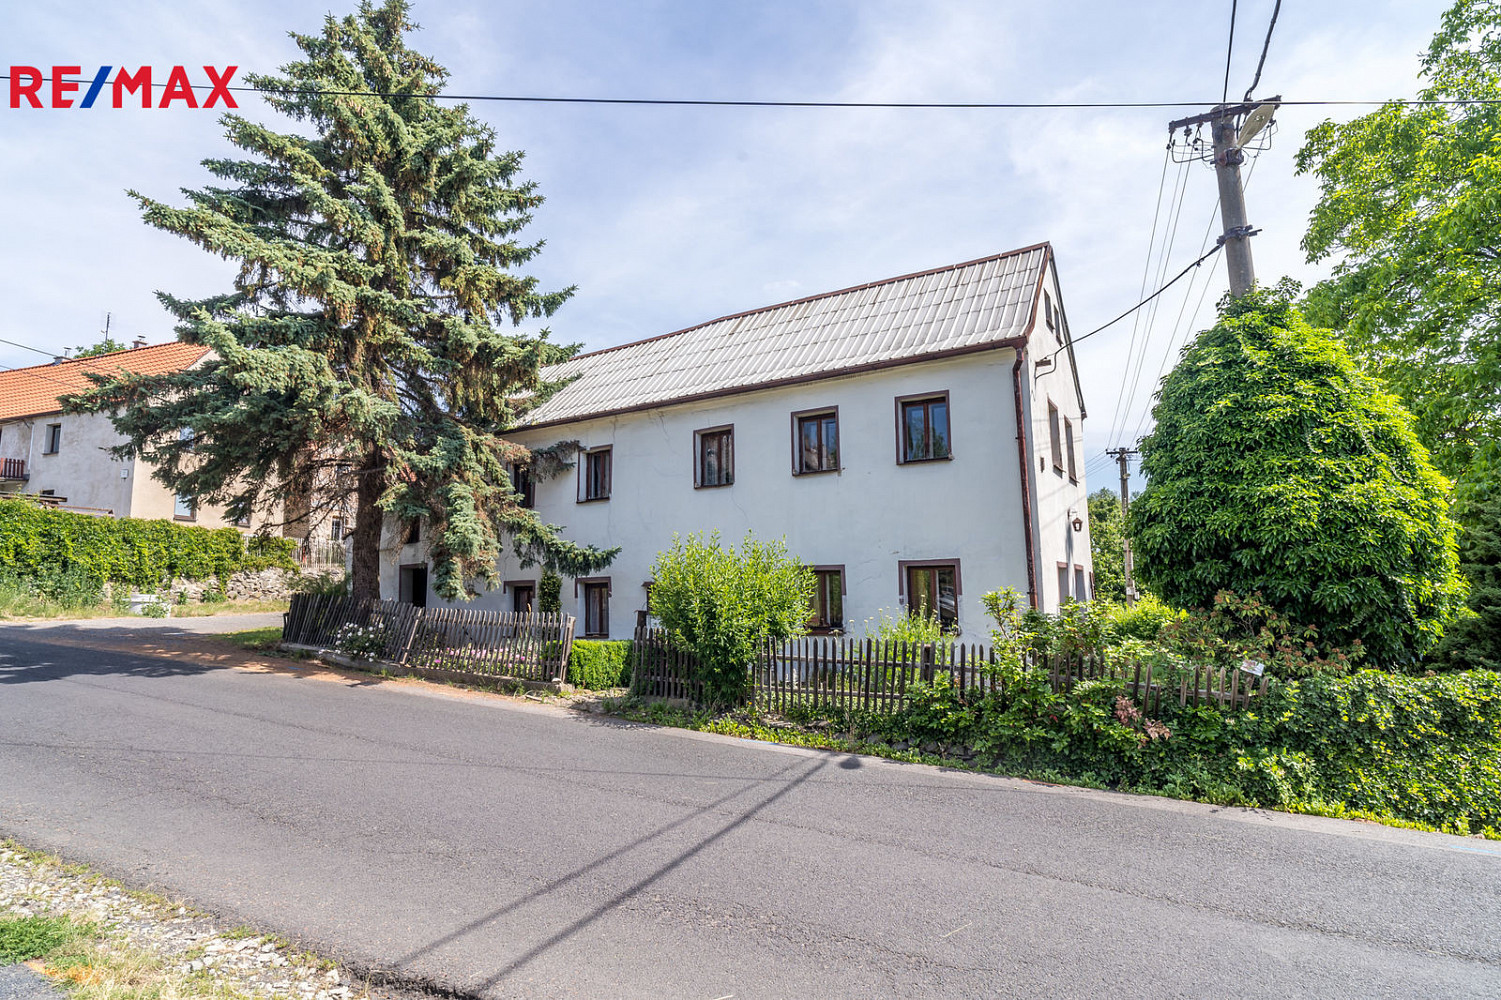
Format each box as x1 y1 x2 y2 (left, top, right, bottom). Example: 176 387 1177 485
511 584 535 613
399 564 428 608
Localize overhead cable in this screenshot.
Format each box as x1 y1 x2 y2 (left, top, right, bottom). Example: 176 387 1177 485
1040 243 1224 367
1 73 1499 109
1243 0 1283 102
1223 0 1239 105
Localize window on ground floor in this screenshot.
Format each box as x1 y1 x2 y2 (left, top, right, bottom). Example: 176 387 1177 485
808 566 845 632
902 561 959 629
580 578 611 637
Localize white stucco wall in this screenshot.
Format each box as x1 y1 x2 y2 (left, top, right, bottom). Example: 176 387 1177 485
0 411 271 532
388 348 1060 638
0 412 136 514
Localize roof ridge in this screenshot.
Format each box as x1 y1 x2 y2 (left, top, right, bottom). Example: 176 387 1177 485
0 341 206 376
564 242 1052 364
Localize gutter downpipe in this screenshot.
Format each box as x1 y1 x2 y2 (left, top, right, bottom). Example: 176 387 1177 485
1012 349 1038 609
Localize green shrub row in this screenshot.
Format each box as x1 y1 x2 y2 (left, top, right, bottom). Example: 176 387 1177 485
0 497 297 588
854 665 1501 838
568 639 633 690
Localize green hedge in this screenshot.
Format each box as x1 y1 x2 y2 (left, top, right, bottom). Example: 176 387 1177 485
861 666 1501 838
568 639 633 690
0 498 296 587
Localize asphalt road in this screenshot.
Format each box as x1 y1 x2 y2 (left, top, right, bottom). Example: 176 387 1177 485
1 620 1498 999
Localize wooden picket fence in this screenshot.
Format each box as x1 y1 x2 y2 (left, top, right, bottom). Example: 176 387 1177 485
283 593 575 685
631 628 1269 714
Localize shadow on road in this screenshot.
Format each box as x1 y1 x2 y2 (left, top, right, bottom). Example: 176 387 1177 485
390 754 830 989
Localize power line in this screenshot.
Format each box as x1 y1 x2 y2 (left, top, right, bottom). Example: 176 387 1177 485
1104 148 1172 450
1223 0 1239 105
1243 0 1283 102
1041 242 1224 366
4 72 1501 109
1126 157 1261 447
1116 157 1194 445
0 336 56 358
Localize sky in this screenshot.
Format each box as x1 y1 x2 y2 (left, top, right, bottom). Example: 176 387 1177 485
0 0 1452 488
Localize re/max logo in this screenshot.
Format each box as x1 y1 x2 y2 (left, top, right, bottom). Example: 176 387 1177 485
8 66 238 109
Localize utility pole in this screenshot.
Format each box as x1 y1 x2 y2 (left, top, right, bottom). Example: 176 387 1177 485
1106 447 1139 605
1211 117 1255 298
1168 96 1277 300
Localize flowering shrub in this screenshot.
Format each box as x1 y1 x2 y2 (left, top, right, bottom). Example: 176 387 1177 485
333 622 389 662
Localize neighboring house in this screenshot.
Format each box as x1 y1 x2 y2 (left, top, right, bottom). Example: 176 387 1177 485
382 242 1094 638
0 343 339 554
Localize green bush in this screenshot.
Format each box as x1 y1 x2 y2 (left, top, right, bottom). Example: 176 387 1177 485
1131 287 1467 667
539 570 561 613
0 497 295 589
866 663 1501 837
568 639 633 689
649 531 815 707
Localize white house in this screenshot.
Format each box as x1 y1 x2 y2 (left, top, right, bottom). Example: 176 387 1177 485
383 242 1095 638
0 343 343 562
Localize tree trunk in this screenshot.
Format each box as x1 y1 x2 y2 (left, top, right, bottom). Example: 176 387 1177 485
349 447 385 602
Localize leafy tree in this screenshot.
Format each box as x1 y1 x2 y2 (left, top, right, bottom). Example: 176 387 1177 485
648 532 815 707
1086 488 1126 602
1296 0 1501 496
65 1 614 601
72 337 127 358
1131 288 1467 667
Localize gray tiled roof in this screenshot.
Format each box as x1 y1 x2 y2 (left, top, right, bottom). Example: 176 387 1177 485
523 243 1049 427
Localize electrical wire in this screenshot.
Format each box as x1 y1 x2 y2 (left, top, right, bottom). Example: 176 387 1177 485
2 72 1500 109
1102 148 1172 451
1111 156 1192 447
1039 243 1223 366
0 337 56 358
1243 0 1283 102
1126 157 1260 447
1223 0 1239 105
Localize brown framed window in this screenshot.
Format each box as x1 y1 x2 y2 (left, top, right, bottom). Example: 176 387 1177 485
43 424 61 455
579 578 611 637
512 465 535 509
900 560 960 629
173 493 196 522
1074 565 1087 604
1058 563 1072 604
793 409 839 474
897 393 951 463
1064 415 1077 482
579 446 612 502
1048 401 1063 473
405 518 421 544
695 425 734 487
808 566 845 632
1044 290 1060 342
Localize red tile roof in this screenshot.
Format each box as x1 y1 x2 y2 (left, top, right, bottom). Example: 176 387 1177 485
0 342 211 421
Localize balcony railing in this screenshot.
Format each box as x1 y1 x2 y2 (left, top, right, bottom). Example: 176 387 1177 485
0 458 26 482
